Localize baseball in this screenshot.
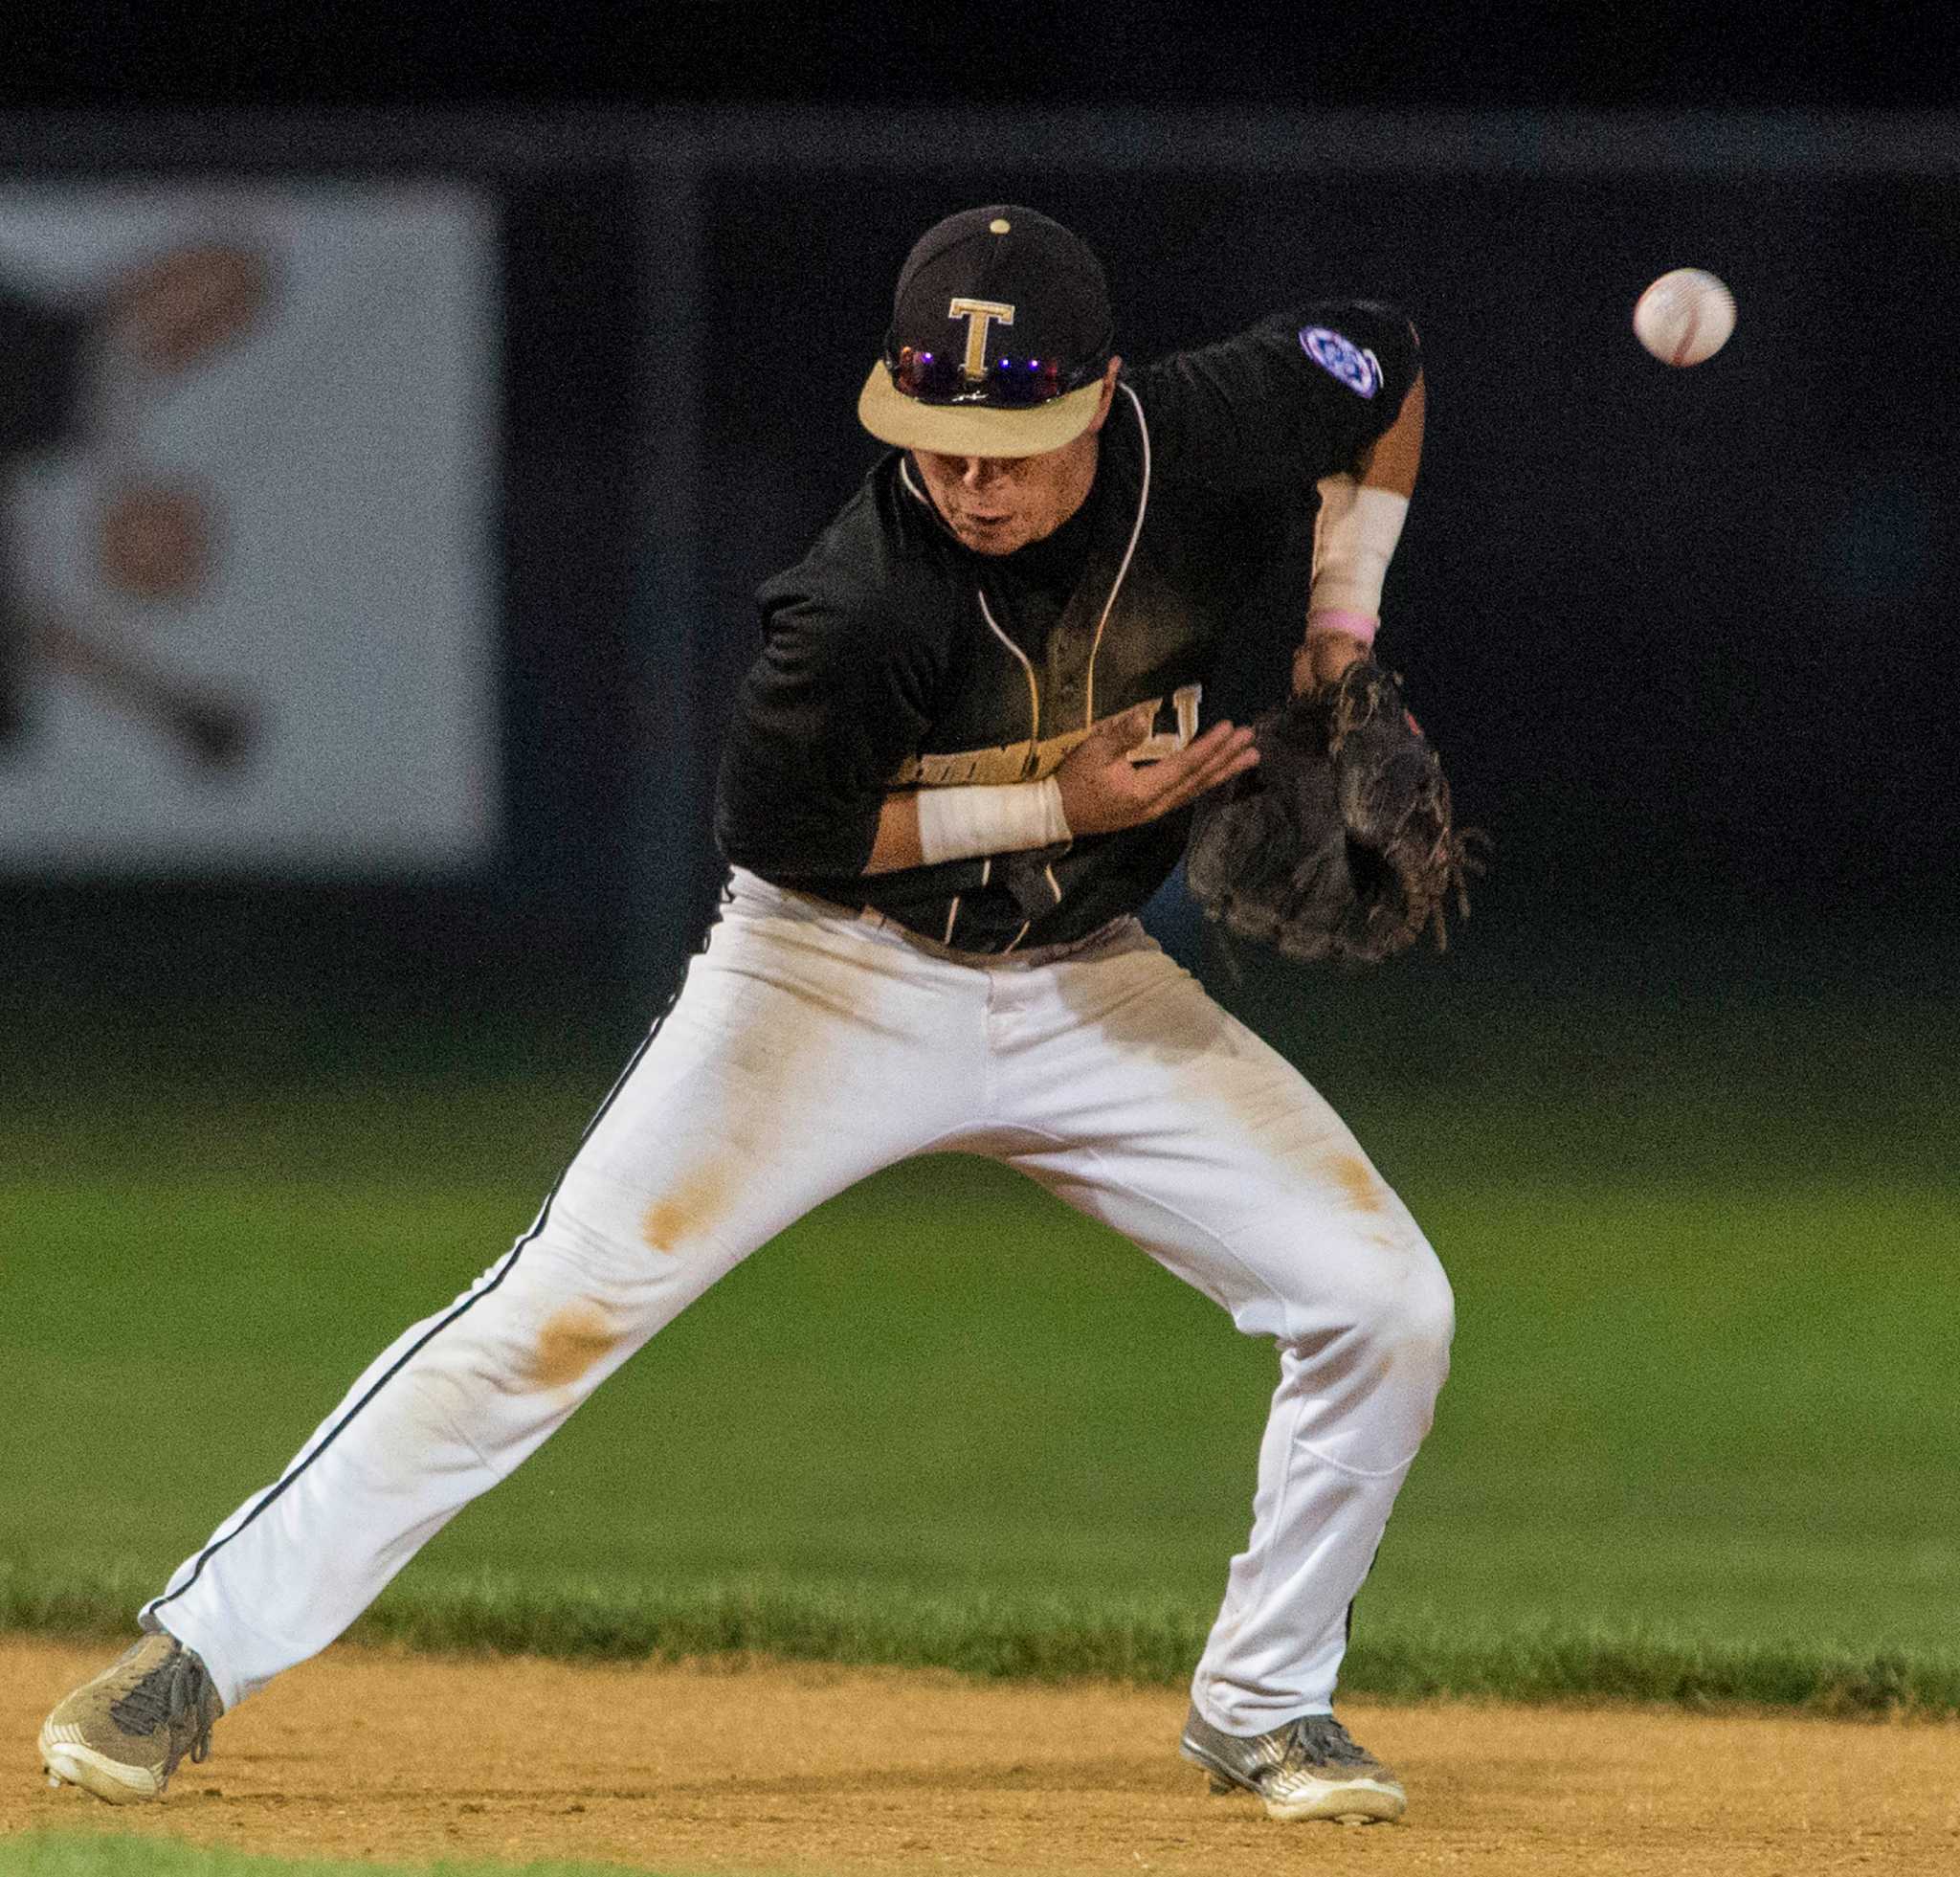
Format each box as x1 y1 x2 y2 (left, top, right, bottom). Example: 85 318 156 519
1633 268 1736 367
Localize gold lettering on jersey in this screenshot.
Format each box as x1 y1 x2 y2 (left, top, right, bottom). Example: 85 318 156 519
888 685 1203 788
890 739 1042 789
947 297 1015 380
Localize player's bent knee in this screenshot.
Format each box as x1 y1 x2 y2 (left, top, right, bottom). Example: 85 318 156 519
1281 1245 1454 1465
1366 1257 1455 1443
1287 1218 1454 1354
1375 1253 1455 1385
1395 1253 1456 1365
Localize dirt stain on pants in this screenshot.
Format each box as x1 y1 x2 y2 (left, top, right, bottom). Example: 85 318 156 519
525 1303 622 1389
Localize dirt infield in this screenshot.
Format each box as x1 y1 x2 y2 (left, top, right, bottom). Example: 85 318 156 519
9 1637 1957 1876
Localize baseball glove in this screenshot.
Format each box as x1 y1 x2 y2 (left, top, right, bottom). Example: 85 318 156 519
1184 659 1480 966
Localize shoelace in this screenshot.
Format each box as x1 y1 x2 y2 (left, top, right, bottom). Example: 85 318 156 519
1285 1714 1376 1770
108 1649 217 1773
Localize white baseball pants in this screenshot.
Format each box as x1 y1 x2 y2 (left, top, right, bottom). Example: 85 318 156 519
145 868 1453 1736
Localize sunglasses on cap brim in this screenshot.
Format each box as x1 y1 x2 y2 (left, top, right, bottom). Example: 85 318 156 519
884 342 1107 408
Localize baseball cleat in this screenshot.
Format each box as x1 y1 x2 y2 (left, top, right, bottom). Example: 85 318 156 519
39 1630 222 1804
1179 1703 1405 1824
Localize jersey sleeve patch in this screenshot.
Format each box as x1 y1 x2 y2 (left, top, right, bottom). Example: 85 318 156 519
1298 324 1381 398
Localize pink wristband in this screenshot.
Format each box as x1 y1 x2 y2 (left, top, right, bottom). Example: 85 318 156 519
1306 607 1379 647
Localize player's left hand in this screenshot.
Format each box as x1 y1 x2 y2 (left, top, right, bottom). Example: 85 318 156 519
1184 660 1481 964
1057 704 1258 837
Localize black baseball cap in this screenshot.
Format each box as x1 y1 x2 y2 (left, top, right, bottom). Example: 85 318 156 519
858 205 1114 457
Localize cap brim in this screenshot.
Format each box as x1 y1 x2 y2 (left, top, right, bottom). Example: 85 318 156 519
858 361 1104 457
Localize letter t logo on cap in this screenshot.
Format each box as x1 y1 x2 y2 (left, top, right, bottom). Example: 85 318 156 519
947 297 1014 381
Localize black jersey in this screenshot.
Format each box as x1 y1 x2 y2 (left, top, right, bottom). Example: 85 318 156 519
716 301 1420 951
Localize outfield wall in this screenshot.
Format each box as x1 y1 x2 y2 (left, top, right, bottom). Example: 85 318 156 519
0 110 1952 1020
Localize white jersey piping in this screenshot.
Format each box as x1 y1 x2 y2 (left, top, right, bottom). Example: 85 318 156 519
897 392 1150 959
904 453 1041 748
1083 382 1151 726
973 587 1041 752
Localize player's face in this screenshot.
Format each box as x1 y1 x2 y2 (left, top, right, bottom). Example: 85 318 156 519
910 361 1122 556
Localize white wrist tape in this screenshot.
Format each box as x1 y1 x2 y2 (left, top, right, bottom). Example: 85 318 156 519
1309 473 1410 621
915 776 1071 864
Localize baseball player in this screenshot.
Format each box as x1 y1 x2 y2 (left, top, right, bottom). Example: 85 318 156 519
41 205 1451 1827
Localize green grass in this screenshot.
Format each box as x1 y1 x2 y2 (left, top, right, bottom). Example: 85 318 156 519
3 978 1956 1715
4 1836 732 1877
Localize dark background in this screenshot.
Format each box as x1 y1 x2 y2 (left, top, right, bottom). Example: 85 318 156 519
692 158 1958 971
3 8 1954 1062
7 2 1954 113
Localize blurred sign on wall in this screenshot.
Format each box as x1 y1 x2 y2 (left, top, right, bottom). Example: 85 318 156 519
0 182 500 876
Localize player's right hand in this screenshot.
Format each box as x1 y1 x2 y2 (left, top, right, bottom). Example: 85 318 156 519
1056 704 1258 837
